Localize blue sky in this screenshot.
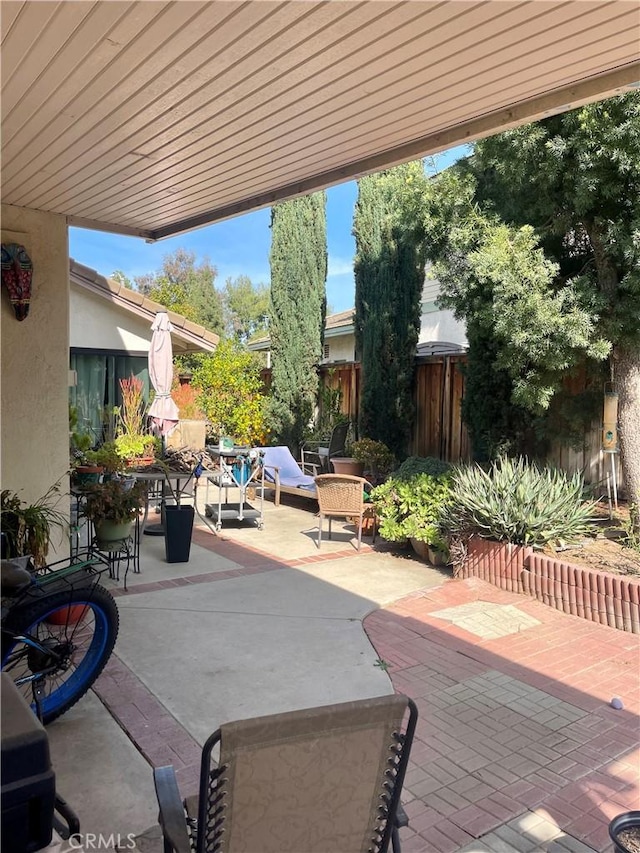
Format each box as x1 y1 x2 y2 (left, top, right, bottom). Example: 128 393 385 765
69 145 469 314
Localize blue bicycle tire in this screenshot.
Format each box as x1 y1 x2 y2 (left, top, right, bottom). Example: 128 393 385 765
1 585 119 724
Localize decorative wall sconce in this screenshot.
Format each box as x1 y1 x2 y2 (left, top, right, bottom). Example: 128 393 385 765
1 242 33 320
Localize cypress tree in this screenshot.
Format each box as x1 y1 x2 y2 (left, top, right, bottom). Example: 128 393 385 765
268 192 327 451
353 163 425 458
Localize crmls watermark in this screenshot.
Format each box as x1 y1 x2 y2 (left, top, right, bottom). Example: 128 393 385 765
64 833 136 850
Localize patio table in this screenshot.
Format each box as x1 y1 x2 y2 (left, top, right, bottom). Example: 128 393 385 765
131 468 218 534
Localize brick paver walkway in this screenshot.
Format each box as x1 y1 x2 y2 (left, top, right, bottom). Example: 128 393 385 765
94 523 638 852
364 577 640 852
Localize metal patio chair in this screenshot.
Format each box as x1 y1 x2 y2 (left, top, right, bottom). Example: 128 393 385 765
314 473 375 551
301 420 350 473
153 694 417 853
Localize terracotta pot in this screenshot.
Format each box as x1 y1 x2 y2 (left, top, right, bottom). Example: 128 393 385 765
73 465 103 485
125 456 155 469
331 457 364 476
409 538 430 560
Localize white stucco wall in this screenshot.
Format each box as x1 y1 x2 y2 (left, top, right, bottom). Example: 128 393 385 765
419 310 468 347
420 276 468 346
70 284 152 352
1 204 70 556
322 332 354 363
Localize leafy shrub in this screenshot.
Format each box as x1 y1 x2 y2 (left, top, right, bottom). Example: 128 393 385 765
192 340 267 445
394 456 451 480
349 439 395 477
371 472 452 549
441 456 595 547
81 480 147 525
171 381 206 420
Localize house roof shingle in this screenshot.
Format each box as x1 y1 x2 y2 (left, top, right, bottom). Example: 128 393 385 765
70 259 219 354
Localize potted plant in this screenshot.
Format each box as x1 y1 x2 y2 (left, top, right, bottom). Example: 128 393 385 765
371 471 453 565
87 441 126 480
350 439 395 485
114 433 160 468
70 408 103 484
81 479 146 550
113 375 160 467
609 812 640 853
0 481 67 568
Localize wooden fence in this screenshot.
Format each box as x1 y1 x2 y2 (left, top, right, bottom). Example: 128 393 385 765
316 356 624 491
411 356 470 462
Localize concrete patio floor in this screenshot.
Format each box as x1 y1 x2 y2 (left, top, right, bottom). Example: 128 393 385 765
44 489 639 852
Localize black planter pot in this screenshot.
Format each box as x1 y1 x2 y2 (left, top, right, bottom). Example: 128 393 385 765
164 505 195 563
609 811 640 853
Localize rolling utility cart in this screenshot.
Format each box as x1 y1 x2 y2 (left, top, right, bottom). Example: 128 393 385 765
205 447 265 531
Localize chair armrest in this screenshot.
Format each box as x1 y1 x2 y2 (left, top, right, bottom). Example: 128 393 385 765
300 458 321 476
301 445 325 473
301 438 328 452
262 464 282 505
153 766 192 853
262 464 281 484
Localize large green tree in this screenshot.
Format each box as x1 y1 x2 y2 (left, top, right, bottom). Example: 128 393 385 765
135 248 224 335
222 275 270 343
192 340 267 445
353 161 427 458
268 193 327 450
425 93 640 518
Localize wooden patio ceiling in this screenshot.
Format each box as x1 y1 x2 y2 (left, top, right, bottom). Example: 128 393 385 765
1 1 639 239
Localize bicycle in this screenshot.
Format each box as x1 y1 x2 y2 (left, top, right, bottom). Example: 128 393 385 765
1 550 119 725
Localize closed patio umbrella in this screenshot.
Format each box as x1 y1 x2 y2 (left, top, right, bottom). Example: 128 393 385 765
147 311 179 437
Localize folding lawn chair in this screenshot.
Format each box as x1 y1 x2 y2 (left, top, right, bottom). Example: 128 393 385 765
154 694 418 853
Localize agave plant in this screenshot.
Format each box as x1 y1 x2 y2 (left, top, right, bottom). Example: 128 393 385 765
441 456 596 547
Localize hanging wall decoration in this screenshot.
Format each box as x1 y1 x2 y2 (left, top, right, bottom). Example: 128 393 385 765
1 242 33 320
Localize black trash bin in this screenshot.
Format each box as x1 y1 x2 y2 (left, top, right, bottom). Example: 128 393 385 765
164 504 195 563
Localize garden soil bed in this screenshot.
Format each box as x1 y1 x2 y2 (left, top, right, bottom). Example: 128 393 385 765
542 503 639 579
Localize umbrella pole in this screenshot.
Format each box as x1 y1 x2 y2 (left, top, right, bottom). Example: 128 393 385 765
143 435 171 536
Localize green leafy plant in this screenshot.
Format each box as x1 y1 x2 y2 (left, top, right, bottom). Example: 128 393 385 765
349 439 395 478
114 433 160 462
85 441 126 475
371 472 452 549
313 375 347 439
441 456 595 547
81 479 147 525
1 481 68 567
394 456 452 480
192 340 268 445
69 405 96 466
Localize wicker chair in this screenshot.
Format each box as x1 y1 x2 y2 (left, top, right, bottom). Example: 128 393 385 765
314 473 375 551
153 694 418 853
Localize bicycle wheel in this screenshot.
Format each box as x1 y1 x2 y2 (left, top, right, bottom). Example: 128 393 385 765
1 584 119 724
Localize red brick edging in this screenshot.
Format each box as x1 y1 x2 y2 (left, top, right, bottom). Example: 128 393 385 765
457 538 640 633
